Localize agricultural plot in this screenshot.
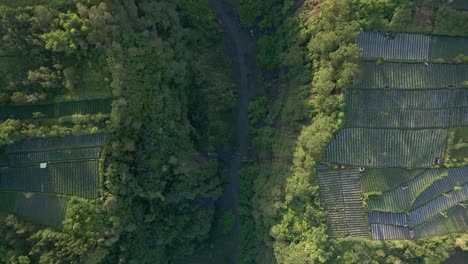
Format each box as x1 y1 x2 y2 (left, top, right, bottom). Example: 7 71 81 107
0 192 67 228
409 183 468 227
411 166 468 209
446 127 468 167
6 133 107 153
429 36 468 61
346 89 468 110
323 128 447 167
361 168 426 193
353 62 468 89
6 147 101 166
412 205 468 238
371 224 410 240
357 31 468 61
345 108 468 128
0 98 112 120
357 31 430 61
316 166 369 238
368 211 407 226
368 169 446 212
0 160 99 198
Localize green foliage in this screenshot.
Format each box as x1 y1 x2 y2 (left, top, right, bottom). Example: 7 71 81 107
248 96 268 125
446 127 468 167
434 5 468 36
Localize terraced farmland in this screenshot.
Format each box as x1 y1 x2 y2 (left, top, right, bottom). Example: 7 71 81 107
323 128 447 167
0 133 106 227
319 32 468 240
316 166 369 238
0 98 112 120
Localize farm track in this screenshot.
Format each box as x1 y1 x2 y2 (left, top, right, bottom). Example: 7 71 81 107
210 0 259 262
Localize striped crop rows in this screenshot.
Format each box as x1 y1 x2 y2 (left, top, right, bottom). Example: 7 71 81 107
368 169 445 212
371 224 410 240
361 168 426 193
411 166 468 209
353 62 468 89
316 166 369 238
0 192 67 228
7 147 101 166
323 128 447 167
346 89 468 110
0 160 99 198
6 133 107 153
368 211 407 226
358 31 468 61
0 133 107 227
346 108 468 128
412 205 468 238
0 98 112 120
357 32 430 60
409 184 468 227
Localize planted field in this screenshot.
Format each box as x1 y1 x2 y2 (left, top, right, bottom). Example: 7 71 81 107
346 108 468 128
446 127 468 166
353 62 468 89
317 166 369 238
368 169 446 212
357 31 430 60
0 98 112 120
411 166 468 209
0 160 99 198
361 168 426 193
409 183 468 227
429 36 468 60
6 133 107 153
7 147 101 166
0 192 67 228
346 89 468 110
412 205 468 238
368 211 407 226
371 224 410 240
324 128 447 167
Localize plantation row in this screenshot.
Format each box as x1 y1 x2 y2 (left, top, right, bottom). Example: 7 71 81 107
367 169 446 212
409 183 468 227
7 147 101 166
0 192 67 228
353 62 468 89
358 31 468 61
368 211 407 226
323 128 447 167
345 107 468 128
0 160 100 198
412 205 468 238
411 166 468 209
346 89 468 110
6 133 107 153
0 98 112 120
371 224 410 240
316 166 369 238
361 168 426 193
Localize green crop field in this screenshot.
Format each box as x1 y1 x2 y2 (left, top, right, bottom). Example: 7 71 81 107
324 128 447 167
354 62 468 89
6 147 102 166
320 32 468 240
0 98 112 120
446 127 468 166
0 160 100 198
0 192 67 228
361 168 426 193
6 133 107 153
367 169 446 212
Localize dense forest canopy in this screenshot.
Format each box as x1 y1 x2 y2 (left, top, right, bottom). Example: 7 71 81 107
0 0 467 263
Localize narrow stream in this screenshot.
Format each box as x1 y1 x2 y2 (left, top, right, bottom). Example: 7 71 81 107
210 0 258 262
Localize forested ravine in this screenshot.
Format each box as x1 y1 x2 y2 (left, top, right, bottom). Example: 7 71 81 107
210 0 258 262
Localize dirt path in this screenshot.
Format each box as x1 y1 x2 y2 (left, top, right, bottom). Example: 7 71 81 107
210 0 258 262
